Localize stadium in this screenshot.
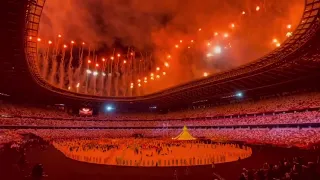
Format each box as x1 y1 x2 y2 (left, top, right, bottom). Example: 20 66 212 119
1 0 320 179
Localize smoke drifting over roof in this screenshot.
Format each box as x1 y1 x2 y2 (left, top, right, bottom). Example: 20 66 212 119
39 0 304 93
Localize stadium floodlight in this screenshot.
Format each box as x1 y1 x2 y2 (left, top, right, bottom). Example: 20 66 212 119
236 92 243 98
106 105 114 112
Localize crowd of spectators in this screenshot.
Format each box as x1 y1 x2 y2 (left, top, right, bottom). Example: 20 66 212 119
0 130 23 146
1 92 320 149
0 92 319 128
1 92 320 121
0 128 318 149
0 110 319 127
0 104 71 119
239 156 320 179
158 92 320 120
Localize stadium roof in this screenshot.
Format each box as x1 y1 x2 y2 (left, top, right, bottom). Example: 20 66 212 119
1 0 320 108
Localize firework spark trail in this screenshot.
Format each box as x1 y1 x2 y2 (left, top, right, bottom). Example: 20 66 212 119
59 47 66 89
120 74 125 97
113 54 121 96
114 73 120 97
36 51 43 76
77 45 85 93
48 36 61 86
49 60 57 85
37 0 303 95
107 74 112 96
103 74 108 96
67 42 74 90
42 44 51 80
90 55 96 95
98 75 104 96
73 46 83 92
36 51 42 76
92 76 96 95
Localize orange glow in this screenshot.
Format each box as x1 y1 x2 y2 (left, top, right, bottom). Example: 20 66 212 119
151 77 154 80
35 1 304 95
156 75 160 79
130 86 133 89
63 45 67 48
48 40 52 45
88 60 91 64
37 38 41 42
214 46 222 54
144 80 147 83
150 73 154 77
138 79 141 83
130 83 134 86
29 36 32 40
206 53 213 57
138 83 141 87
96 63 99 67
272 38 278 43
144 77 147 80
286 32 293 37
203 72 208 77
